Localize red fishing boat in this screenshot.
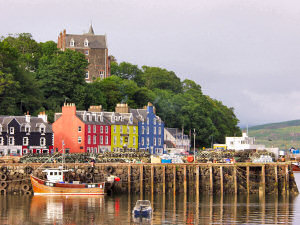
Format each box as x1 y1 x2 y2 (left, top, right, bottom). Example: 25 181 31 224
30 168 117 195
292 162 300 172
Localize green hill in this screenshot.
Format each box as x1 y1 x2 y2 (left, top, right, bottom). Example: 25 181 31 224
248 120 300 149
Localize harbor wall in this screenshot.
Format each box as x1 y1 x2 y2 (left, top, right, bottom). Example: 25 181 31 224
0 163 298 196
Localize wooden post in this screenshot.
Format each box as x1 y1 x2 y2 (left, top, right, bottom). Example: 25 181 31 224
196 166 200 197
209 166 213 194
184 165 187 195
286 164 289 195
128 165 131 194
163 165 166 194
247 166 250 195
151 165 154 195
140 165 143 199
234 166 237 194
261 165 266 196
220 166 223 194
274 165 278 194
173 165 176 196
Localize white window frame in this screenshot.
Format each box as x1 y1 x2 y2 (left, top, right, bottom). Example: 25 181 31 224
100 126 103 133
154 119 156 125
105 136 108 145
78 126 82 132
154 138 156 146
85 50 89 55
93 135 96 144
142 127 145 134
147 117 149 124
120 137 123 145
100 71 104 79
40 137 46 146
23 137 29 146
133 126 136 134
154 127 156 135
70 38 75 47
25 125 30 133
85 71 89 79
127 126 130 134
78 136 82 144
113 136 117 145
159 127 161 135
88 125 91 133
93 125 96 133
9 137 14 145
10 127 14 134
40 126 45 134
88 135 91 144
158 138 161 145
142 137 144 145
120 126 123 133
147 137 149 146
147 127 149 135
113 126 116 133
105 126 108 133
133 136 136 145
84 38 89 47
100 136 103 144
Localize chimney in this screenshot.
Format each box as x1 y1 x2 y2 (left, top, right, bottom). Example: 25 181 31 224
38 111 48 123
88 105 102 112
147 102 155 114
62 103 76 116
25 111 30 123
115 103 130 113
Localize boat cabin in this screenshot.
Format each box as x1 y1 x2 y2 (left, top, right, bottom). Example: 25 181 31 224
42 168 68 183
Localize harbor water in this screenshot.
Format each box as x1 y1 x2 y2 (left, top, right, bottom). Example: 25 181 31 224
1 173 300 224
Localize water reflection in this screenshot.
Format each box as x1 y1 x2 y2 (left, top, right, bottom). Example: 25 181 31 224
0 192 298 224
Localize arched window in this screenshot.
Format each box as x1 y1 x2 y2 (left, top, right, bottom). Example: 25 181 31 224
84 38 89 47
70 38 75 47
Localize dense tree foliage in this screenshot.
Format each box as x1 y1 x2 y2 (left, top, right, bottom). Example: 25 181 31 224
0 33 241 147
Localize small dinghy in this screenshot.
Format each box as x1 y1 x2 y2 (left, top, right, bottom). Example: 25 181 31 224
132 200 152 217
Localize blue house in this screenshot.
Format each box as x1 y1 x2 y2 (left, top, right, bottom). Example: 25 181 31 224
131 103 164 154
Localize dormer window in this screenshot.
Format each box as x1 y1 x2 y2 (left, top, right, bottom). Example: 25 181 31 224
84 38 89 47
119 116 122 121
153 118 156 125
100 115 103 122
40 126 45 134
70 38 75 47
111 115 115 123
25 125 30 133
10 127 14 134
129 115 133 124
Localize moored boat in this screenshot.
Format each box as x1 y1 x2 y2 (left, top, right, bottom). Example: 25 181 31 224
292 162 300 172
132 200 152 217
30 167 117 195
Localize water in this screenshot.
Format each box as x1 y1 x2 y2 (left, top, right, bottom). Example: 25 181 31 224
1 174 300 224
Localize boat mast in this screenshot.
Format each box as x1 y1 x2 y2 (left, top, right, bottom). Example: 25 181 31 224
62 140 65 169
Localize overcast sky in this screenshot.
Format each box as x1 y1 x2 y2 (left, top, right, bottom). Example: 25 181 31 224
1 0 300 127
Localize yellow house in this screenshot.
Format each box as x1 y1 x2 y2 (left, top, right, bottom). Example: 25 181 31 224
111 123 138 151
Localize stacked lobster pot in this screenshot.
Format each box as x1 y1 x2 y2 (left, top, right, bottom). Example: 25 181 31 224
0 166 33 195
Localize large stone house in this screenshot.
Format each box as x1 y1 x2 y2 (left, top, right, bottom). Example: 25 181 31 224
57 25 111 82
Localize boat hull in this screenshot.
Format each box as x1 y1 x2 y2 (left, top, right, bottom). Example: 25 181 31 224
292 164 300 172
30 175 106 195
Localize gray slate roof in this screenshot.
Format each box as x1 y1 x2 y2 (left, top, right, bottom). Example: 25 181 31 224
66 34 107 49
0 116 52 133
130 108 163 123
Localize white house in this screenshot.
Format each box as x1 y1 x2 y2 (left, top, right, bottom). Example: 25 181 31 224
226 132 265 151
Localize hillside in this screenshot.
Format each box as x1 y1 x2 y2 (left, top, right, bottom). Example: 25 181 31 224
248 120 300 149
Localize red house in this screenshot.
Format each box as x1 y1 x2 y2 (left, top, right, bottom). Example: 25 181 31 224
53 104 111 153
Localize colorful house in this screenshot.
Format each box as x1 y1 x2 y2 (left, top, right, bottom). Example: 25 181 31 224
131 103 164 154
53 104 111 153
0 112 53 156
105 104 138 151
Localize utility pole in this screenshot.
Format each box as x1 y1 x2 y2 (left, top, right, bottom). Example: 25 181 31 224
193 129 196 162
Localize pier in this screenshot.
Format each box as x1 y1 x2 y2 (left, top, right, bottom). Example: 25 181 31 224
0 162 298 195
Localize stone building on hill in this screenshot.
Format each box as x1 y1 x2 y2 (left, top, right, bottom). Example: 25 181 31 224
57 25 111 82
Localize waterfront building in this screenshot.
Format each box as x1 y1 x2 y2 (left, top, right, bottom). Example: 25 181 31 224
53 104 111 153
108 104 139 151
57 25 111 82
226 132 264 151
164 128 190 153
0 112 53 156
131 103 164 155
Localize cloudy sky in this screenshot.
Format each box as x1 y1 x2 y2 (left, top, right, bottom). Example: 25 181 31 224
1 0 300 127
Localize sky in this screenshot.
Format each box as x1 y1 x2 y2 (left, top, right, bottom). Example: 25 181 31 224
1 0 300 127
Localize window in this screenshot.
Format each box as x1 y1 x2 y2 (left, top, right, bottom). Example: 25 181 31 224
85 71 89 79
94 147 97 153
154 138 156 146
100 115 103 122
88 135 91 144
0 125 2 133
84 38 89 47
133 136 136 145
100 126 103 133
127 126 130 134
88 125 91 133
120 126 123 133
154 119 156 125
158 127 161 135
133 127 136 134
100 136 103 144
147 118 149 125
85 50 89 55
113 126 116 133
25 126 30 133
40 137 46 146
147 137 149 146
0 137 3 145
105 126 108 133
40 127 45 134
93 135 96 144
147 127 149 135
78 136 82 143
120 137 123 145
87 147 90 153
99 71 104 79
9 137 14 145
113 136 117 145
70 38 74 47
142 127 145 134
142 137 144 145
158 138 161 145
93 125 96 133
36 149 40 154
78 126 82 132
23 137 29 146
10 127 14 134
105 136 108 144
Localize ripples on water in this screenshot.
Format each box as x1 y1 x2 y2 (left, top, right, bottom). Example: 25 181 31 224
1 173 300 225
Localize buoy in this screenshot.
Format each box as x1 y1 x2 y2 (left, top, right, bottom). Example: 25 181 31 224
114 177 120 182
187 156 194 163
